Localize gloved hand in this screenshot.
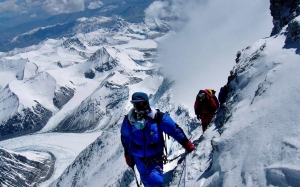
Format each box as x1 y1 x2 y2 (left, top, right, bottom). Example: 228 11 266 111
183 141 196 153
125 153 135 168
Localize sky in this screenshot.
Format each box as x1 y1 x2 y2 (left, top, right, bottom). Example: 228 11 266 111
145 0 273 112
0 0 104 16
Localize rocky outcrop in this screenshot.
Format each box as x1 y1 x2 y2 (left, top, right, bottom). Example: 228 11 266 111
286 19 300 42
53 86 75 109
270 0 300 36
0 148 54 187
84 69 96 79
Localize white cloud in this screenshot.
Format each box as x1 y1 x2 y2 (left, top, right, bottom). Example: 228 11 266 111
145 0 188 21
87 0 103 10
0 0 86 15
0 0 41 14
42 0 85 15
145 1 169 19
155 0 273 111
0 0 20 13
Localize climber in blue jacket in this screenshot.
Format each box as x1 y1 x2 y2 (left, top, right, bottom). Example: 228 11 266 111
121 92 195 187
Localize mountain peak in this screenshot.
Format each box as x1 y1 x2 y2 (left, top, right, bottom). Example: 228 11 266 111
89 46 111 61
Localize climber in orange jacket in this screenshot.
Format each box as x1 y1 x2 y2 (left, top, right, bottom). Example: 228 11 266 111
194 89 219 133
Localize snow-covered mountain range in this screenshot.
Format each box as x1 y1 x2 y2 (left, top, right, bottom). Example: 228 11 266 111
1 0 300 187
0 7 172 186
0 0 157 52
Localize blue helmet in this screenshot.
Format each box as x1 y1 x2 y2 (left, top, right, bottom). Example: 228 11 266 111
130 92 149 103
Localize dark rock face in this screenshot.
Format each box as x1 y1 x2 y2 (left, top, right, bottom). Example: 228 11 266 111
0 148 55 187
270 0 300 36
54 99 105 132
84 69 96 79
95 59 118 73
286 20 300 42
0 101 52 141
54 87 129 133
53 86 75 109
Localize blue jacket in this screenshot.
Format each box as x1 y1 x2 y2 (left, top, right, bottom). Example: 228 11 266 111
121 109 188 158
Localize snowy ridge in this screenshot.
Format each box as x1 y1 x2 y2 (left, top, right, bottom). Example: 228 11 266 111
0 58 28 85
0 69 76 141
197 27 300 187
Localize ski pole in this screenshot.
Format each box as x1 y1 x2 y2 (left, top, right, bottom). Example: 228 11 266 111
131 167 140 187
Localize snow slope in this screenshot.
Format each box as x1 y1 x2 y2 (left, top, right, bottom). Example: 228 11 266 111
197 33 300 187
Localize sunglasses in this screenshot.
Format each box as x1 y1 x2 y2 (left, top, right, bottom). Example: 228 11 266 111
133 101 148 108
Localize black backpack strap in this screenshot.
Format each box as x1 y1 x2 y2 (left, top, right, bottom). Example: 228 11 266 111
213 95 220 109
154 109 165 122
154 109 170 139
154 109 170 159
